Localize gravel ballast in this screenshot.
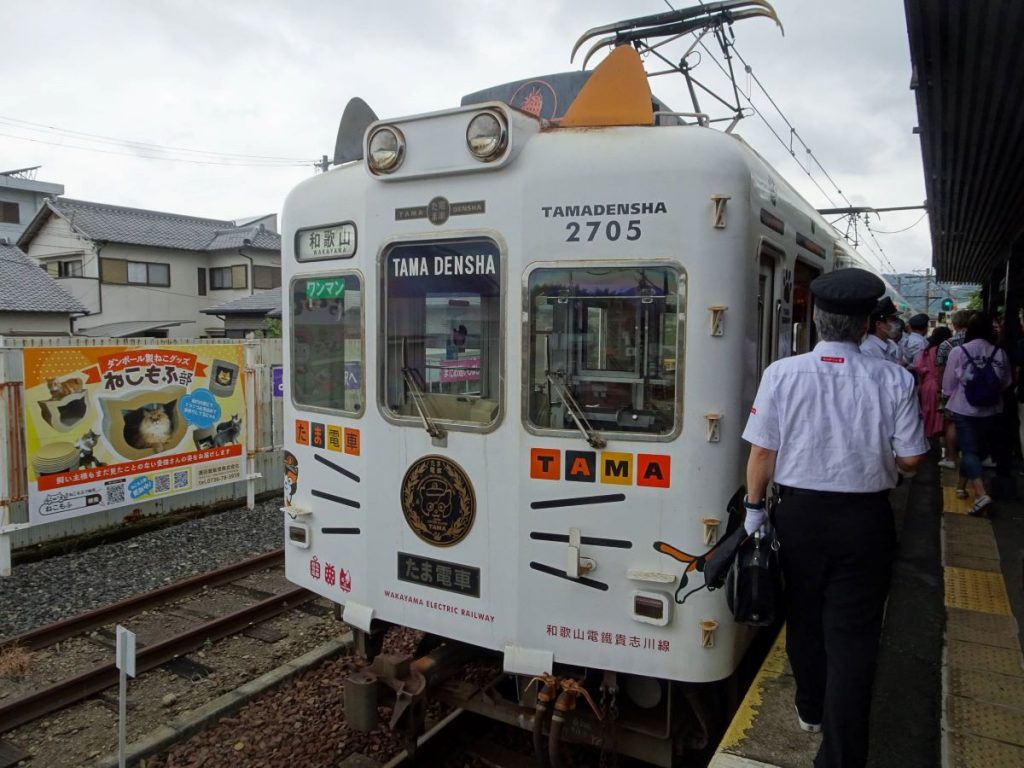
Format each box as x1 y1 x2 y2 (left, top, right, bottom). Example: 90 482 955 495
0 497 284 641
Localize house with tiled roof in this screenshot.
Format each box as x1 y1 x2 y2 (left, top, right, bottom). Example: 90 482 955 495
17 198 281 338
0 241 86 335
201 288 281 338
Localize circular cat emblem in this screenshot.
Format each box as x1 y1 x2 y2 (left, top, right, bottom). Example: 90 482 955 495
401 455 475 546
427 196 450 226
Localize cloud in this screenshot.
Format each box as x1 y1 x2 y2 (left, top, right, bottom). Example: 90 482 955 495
0 0 930 269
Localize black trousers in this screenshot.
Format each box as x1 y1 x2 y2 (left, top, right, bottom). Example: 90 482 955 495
774 487 896 768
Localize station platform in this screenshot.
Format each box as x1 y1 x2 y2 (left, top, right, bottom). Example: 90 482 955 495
708 456 1024 768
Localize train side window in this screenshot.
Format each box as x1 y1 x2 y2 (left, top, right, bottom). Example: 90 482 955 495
526 265 682 437
290 274 364 414
382 238 501 429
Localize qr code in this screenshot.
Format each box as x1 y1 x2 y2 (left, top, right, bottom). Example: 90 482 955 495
154 473 171 494
173 470 190 490
106 482 126 505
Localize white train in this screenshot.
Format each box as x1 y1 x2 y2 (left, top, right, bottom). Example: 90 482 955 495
281 4 905 762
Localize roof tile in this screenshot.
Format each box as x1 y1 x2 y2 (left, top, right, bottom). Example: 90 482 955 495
0 243 88 314
46 198 281 252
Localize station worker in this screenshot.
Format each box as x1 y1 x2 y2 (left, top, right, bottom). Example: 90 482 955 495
860 296 902 364
901 313 930 367
741 267 929 768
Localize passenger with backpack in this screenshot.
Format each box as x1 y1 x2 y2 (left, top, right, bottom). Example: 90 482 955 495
942 313 1013 515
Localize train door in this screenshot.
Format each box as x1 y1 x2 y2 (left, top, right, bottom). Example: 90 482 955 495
756 245 782 380
791 261 820 354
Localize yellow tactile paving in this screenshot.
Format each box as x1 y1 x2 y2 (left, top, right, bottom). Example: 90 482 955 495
946 609 1022 650
950 668 1024 710
945 567 1013 616
947 695 1024 747
948 640 1024 678
948 732 1024 768
943 486 974 515
717 626 787 751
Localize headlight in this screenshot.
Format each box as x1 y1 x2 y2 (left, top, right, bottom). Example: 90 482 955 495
367 126 405 173
466 111 507 161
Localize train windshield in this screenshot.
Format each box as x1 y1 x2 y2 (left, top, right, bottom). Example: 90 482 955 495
527 266 681 437
290 274 364 414
383 238 501 429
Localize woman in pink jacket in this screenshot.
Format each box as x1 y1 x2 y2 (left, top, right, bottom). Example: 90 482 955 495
915 326 952 439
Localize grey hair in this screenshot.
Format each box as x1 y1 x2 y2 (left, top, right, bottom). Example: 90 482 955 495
813 307 869 344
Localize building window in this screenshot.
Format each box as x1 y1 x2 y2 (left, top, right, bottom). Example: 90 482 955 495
197 267 207 296
253 265 281 290
100 258 170 287
58 260 83 277
291 274 363 414
526 265 682 438
210 264 248 290
0 201 19 224
382 238 501 430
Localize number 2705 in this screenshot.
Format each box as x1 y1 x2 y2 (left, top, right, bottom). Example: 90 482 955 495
565 219 642 242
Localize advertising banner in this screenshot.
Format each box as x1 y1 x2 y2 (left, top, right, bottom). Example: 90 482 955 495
22 344 247 525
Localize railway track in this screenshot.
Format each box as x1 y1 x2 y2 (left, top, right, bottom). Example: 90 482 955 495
0 549 285 653
0 549 341 767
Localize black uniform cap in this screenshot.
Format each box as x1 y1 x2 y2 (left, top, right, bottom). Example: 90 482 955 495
810 268 885 316
870 296 899 322
908 313 929 329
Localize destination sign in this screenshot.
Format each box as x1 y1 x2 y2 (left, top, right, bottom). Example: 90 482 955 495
297 222 357 261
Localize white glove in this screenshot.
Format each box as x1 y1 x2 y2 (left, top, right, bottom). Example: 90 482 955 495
743 496 767 535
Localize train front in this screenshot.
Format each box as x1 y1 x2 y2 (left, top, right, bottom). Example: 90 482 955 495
281 46 761 759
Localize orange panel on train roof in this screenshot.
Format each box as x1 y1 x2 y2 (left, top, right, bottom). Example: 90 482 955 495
531 448 561 480
636 454 671 488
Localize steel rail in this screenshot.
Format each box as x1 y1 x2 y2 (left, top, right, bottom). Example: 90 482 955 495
0 549 284 652
0 584 312 735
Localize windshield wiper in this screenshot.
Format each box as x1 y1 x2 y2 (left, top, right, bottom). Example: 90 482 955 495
402 367 447 440
546 371 606 449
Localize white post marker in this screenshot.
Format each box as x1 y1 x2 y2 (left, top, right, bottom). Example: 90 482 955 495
0 533 10 578
115 626 137 768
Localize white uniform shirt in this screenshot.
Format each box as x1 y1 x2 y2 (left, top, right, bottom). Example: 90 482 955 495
743 341 929 492
900 332 929 367
860 333 901 364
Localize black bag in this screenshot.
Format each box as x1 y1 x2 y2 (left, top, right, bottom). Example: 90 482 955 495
726 529 781 626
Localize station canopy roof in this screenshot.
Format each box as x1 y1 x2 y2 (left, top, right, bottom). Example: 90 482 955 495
905 1 1024 282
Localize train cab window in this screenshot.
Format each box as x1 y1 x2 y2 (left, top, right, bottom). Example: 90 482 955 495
526 266 682 438
382 238 501 430
290 274 363 414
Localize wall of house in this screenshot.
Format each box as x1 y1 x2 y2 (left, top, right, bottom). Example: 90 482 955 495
22 213 102 316
85 242 211 338
0 176 63 241
0 312 72 335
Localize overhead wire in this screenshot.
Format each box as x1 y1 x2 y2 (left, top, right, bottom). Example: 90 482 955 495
0 115 310 162
658 0 904 274
0 130 313 168
0 116 316 168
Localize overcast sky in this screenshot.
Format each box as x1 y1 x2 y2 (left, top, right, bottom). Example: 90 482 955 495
0 0 931 273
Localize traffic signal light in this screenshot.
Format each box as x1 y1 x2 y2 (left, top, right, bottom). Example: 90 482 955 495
941 298 954 311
